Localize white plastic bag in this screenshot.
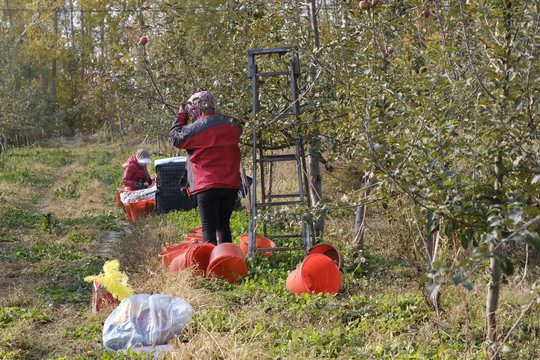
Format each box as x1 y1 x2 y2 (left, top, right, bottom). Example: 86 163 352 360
103 294 193 351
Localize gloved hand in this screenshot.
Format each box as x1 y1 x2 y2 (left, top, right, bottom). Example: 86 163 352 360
137 182 143 189
176 112 188 127
179 104 187 114
177 104 188 126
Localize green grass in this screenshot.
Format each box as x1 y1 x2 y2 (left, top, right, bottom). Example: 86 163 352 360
62 323 102 340
79 148 127 193
0 207 42 231
52 180 81 200
2 244 83 263
64 212 122 231
67 231 101 243
0 139 538 360
0 147 74 187
0 307 51 328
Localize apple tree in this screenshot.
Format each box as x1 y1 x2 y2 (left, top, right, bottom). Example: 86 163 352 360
293 0 539 355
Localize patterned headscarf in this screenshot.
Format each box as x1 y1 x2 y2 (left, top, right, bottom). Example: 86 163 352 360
184 91 215 120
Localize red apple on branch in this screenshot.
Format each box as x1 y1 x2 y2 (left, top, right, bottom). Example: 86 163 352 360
372 0 379 8
358 1 370 10
139 36 148 45
421 9 430 18
386 47 394 54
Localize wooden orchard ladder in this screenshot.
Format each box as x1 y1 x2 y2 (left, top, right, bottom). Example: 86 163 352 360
247 47 312 259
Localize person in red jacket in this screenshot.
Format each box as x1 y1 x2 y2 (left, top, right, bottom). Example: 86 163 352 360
122 149 153 191
169 91 242 246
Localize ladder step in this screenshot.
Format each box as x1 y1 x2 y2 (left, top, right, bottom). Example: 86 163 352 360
255 246 304 253
256 200 303 207
266 234 304 239
248 47 294 56
254 71 290 77
266 193 301 199
256 154 297 162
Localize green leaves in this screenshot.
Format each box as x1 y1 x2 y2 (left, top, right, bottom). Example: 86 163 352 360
515 232 540 252
497 254 515 276
426 211 438 234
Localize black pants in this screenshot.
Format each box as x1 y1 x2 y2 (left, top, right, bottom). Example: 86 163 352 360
197 188 238 245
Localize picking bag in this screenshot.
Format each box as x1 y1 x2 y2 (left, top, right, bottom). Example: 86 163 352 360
103 294 193 351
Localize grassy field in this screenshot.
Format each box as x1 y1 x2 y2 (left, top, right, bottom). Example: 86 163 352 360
0 136 538 359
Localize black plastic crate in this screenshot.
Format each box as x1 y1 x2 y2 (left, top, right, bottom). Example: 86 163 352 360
155 191 197 214
155 162 185 192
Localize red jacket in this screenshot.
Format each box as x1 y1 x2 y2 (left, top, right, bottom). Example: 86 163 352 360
122 157 152 191
169 112 242 194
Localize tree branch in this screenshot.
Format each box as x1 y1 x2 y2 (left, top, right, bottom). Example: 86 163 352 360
458 0 498 102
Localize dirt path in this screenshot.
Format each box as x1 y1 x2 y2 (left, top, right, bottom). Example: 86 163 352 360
94 228 132 258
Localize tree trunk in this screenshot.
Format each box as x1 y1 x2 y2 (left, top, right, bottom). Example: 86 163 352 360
5 0 12 27
0 134 6 154
80 7 85 38
51 9 58 111
353 204 366 252
353 175 373 251
69 1 74 40
486 153 504 358
486 241 501 355
485 0 512 353
116 90 123 132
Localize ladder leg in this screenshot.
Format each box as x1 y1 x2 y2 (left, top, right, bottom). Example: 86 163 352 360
248 219 256 259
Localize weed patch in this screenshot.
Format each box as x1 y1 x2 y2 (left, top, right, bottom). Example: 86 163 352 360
0 307 51 328
33 259 104 304
0 147 73 166
36 213 62 235
53 180 81 200
273 323 365 358
0 166 55 187
79 150 125 190
67 231 100 243
2 244 83 263
82 166 121 189
64 214 121 231
0 208 41 231
62 323 102 340
0 148 74 188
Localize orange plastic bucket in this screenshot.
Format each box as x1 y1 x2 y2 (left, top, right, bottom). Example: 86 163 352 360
189 226 203 236
169 250 189 273
184 234 203 243
286 253 341 295
185 231 219 243
308 243 344 269
169 242 215 275
124 205 133 221
239 234 276 257
186 243 215 275
206 243 248 284
159 242 196 269
128 199 156 221
115 188 124 207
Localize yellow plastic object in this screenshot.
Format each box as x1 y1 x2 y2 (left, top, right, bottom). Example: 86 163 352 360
84 260 135 301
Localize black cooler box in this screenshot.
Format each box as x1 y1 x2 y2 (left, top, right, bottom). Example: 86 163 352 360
154 156 197 214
